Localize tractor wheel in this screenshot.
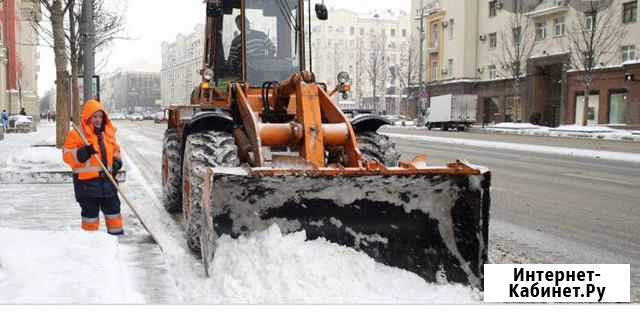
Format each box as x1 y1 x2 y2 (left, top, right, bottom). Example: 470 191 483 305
162 129 182 213
182 130 240 253
356 131 401 167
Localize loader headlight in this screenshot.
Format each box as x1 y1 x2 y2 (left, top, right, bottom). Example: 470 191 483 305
203 68 214 81
337 72 350 84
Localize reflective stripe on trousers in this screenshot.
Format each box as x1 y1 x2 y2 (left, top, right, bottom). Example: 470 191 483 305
105 213 124 235
81 217 100 231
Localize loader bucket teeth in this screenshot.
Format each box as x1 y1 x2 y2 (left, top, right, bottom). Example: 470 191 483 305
201 167 491 289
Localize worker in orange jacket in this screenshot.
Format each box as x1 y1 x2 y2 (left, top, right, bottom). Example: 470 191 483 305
63 100 124 235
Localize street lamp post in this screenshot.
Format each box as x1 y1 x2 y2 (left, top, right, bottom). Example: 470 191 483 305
415 2 428 124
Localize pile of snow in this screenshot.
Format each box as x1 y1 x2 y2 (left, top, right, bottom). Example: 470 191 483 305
1 146 66 171
551 125 616 133
489 123 545 130
205 224 480 304
0 228 144 304
482 123 639 141
0 123 63 171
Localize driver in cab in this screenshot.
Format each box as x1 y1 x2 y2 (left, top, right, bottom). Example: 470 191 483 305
228 15 276 74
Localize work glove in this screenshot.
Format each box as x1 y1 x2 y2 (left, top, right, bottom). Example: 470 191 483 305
112 158 123 174
77 145 98 163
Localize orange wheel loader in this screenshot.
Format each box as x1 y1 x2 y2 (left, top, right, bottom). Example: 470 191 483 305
161 0 491 289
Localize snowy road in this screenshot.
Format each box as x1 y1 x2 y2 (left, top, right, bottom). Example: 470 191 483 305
383 128 640 302
116 121 639 302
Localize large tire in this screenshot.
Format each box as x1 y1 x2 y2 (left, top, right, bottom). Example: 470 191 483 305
356 131 401 167
182 131 239 253
162 129 182 213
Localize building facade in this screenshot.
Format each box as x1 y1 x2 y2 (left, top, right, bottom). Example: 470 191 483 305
411 0 640 127
101 71 161 113
0 0 40 118
161 24 205 106
309 9 412 114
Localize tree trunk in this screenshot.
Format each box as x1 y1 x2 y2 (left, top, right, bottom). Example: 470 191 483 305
51 0 70 148
582 87 590 127
69 0 81 125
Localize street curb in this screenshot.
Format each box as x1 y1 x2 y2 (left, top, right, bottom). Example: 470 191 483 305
0 170 127 184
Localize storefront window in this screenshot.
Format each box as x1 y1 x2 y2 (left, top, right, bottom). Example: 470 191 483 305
575 94 600 125
506 96 524 122
609 92 628 125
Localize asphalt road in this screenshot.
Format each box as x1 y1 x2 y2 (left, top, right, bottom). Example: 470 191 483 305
117 121 640 301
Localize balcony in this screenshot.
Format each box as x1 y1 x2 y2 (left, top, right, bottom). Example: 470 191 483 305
526 0 570 19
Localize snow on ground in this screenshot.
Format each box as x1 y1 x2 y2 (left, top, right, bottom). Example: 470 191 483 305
383 133 640 163
0 122 65 172
0 228 144 304
484 123 639 141
205 224 481 304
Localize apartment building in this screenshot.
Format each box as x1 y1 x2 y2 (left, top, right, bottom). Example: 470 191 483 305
161 24 205 106
309 9 412 114
101 70 161 113
411 0 640 126
0 0 41 118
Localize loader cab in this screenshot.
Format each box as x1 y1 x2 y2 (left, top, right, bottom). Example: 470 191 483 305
206 0 305 88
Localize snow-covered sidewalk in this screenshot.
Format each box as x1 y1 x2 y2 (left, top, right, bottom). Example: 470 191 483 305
0 122 176 304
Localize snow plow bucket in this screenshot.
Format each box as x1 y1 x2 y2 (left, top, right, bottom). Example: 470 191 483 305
200 162 491 289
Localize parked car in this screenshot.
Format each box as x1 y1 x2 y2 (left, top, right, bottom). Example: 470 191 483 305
9 115 34 133
154 111 168 124
143 112 154 120
128 113 144 121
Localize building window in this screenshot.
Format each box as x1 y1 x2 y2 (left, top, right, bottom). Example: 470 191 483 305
622 45 636 62
430 23 440 48
554 17 565 37
448 59 454 76
391 29 396 37
431 62 439 81
402 29 407 37
623 1 637 23
360 28 365 36
535 22 547 41
489 1 497 17
609 92 629 124
350 27 355 36
489 33 497 49
585 13 596 31
488 65 497 80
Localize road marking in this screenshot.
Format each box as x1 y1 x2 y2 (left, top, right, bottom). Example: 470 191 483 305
563 173 638 187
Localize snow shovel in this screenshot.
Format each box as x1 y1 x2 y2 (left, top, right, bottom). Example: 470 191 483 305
71 122 159 245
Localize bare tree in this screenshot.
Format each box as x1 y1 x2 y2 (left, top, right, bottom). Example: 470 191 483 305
563 0 626 126
37 0 72 147
363 31 389 113
67 0 126 123
396 35 421 94
495 0 537 123
33 0 126 133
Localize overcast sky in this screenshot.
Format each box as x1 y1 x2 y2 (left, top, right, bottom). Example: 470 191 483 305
37 0 411 96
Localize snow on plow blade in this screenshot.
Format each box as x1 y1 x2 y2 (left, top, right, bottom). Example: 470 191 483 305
200 163 491 289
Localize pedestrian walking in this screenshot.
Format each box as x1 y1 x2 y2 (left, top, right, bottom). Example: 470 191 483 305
63 100 125 235
1 110 9 131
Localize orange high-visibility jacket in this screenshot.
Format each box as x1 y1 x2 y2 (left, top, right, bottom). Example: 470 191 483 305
63 100 121 181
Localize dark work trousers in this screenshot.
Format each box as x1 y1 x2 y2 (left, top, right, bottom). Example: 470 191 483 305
79 196 124 235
